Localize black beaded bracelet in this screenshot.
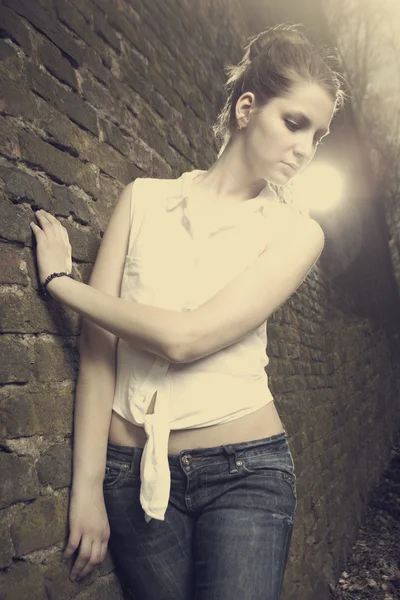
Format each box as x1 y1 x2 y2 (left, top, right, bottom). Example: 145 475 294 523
40 271 73 299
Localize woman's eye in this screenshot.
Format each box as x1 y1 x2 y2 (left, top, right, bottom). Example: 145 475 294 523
284 119 299 131
285 119 325 146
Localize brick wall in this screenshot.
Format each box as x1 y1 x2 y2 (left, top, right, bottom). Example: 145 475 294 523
0 1 399 599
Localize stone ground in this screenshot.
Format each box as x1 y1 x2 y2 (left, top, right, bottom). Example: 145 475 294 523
329 432 400 600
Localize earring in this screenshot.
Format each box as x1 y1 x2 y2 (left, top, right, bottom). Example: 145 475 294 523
237 119 248 130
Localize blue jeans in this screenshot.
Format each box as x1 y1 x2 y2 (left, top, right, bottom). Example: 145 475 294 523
103 429 297 600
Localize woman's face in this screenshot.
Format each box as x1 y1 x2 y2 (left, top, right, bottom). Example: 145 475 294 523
238 80 336 184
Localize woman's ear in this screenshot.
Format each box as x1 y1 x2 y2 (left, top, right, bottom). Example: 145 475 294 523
235 92 256 126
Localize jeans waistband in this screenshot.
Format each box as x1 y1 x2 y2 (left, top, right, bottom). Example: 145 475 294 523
106 429 288 466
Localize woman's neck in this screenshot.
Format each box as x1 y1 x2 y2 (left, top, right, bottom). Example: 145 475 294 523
190 168 271 208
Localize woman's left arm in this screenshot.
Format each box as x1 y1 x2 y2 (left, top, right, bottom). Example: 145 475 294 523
46 275 187 363
30 208 186 364
181 216 325 363
31 210 323 365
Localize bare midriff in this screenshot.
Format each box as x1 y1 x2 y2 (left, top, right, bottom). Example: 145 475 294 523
108 390 284 455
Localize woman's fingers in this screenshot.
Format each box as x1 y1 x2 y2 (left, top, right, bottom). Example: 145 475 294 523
69 537 93 581
35 209 52 227
63 494 110 583
35 209 62 232
75 540 105 580
63 530 81 560
36 209 55 221
99 539 109 563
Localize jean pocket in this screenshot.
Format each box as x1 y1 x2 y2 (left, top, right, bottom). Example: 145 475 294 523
237 453 297 501
103 459 130 490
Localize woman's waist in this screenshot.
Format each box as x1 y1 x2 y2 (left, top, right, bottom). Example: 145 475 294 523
109 400 282 452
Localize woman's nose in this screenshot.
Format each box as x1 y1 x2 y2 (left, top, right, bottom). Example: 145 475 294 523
294 135 316 162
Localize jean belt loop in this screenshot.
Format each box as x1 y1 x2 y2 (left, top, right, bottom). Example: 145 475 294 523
129 446 139 474
222 444 239 474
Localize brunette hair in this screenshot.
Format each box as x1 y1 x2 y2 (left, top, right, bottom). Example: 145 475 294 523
212 24 348 214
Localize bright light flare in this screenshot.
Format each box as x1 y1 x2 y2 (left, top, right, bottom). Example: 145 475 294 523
291 162 345 214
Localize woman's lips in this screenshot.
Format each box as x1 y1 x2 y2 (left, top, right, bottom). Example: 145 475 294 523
282 162 297 172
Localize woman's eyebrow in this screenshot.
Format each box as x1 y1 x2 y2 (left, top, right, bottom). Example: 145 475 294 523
288 111 330 136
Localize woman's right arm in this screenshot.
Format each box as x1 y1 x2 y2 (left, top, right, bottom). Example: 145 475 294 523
63 180 136 582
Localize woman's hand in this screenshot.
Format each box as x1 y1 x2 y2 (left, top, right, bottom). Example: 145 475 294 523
64 486 110 582
30 209 72 286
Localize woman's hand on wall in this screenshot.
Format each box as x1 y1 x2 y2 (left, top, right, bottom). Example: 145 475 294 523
30 209 73 286
63 487 110 582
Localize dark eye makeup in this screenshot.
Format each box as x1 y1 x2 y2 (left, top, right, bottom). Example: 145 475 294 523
284 118 326 146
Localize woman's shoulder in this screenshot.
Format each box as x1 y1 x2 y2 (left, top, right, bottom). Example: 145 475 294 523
130 173 183 199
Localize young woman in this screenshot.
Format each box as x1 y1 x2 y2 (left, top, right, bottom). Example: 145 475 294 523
31 24 345 600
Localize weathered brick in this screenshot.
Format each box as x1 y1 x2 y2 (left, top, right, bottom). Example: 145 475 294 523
36 34 78 91
0 244 28 285
80 69 140 132
4 0 83 64
151 68 185 115
0 165 50 209
42 550 103 599
0 5 33 56
36 441 72 489
0 452 40 509
77 38 115 91
0 38 25 81
0 114 20 160
73 574 124 600
49 182 92 226
27 62 98 136
135 107 177 167
138 12 177 69
0 328 78 383
0 561 46 600
18 131 98 197
0 336 31 384
92 3 121 53
91 0 149 59
0 510 13 569
39 556 123 600
34 337 79 382
1 284 81 333
99 118 131 158
72 123 141 184
10 490 69 556
0 71 39 122
0 385 74 438
151 150 172 179
118 58 153 106
0 72 97 175
90 181 124 234
55 0 113 69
